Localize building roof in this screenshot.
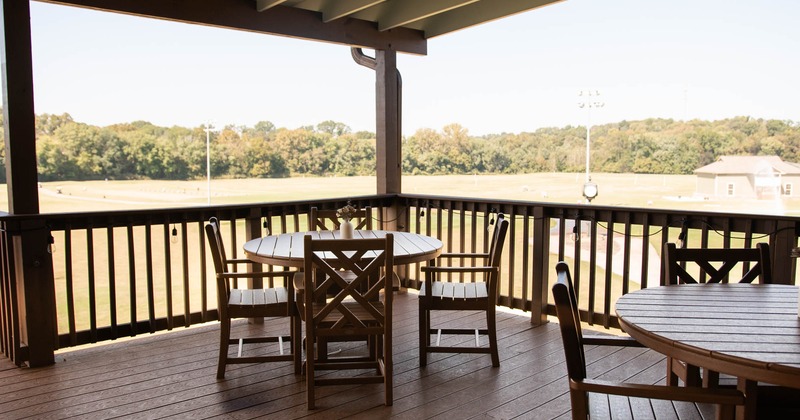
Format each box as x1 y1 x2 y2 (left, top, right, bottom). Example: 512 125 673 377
694 155 800 176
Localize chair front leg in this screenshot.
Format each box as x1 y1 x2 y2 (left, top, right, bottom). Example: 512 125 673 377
217 316 231 379
292 315 302 375
487 306 499 367
419 305 428 367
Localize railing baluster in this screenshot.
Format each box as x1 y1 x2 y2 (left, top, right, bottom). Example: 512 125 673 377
180 221 190 327
506 211 517 305
126 225 137 336
86 228 97 342
163 221 173 330
640 214 651 289
622 213 632 296
198 220 209 323
107 226 117 338
520 206 531 312
587 216 598 324
145 223 155 333
603 214 614 328
64 226 75 346
573 214 582 315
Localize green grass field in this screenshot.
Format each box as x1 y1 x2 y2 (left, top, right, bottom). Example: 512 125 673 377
3 172 798 215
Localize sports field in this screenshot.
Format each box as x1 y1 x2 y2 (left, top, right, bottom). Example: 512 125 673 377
3 172 796 215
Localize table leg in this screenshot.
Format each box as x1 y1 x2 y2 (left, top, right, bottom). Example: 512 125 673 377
735 377 757 420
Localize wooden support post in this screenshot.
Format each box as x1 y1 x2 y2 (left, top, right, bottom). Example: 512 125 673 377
2 0 57 367
531 206 550 326
375 49 400 196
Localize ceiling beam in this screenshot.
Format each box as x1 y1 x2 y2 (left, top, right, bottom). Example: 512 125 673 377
37 0 427 55
412 0 563 38
321 0 386 23
378 0 479 32
255 0 289 13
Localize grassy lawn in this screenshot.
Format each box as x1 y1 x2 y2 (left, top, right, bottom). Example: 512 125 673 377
2 172 798 215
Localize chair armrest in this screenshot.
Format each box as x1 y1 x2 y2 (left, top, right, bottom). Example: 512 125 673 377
218 271 294 280
572 378 745 405
421 266 497 274
583 335 645 348
439 252 490 259
226 258 254 265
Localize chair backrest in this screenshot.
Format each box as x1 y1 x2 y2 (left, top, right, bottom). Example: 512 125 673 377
488 217 510 296
205 217 231 312
663 242 772 285
488 213 506 255
302 234 393 334
553 261 588 382
205 217 228 273
309 206 373 231
205 217 228 276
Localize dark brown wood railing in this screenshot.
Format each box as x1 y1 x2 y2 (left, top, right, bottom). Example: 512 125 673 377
2 194 798 366
394 195 798 328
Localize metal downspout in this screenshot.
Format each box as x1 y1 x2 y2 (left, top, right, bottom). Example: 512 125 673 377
351 46 402 165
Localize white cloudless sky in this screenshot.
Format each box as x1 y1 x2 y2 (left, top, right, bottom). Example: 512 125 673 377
20 0 800 136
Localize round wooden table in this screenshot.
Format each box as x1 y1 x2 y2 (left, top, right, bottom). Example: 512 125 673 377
243 230 443 267
615 283 800 390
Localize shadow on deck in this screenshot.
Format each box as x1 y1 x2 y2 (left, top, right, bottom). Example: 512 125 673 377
0 291 668 419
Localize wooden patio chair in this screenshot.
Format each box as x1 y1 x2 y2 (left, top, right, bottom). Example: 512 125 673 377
662 242 772 387
418 214 508 367
308 205 372 231
300 234 394 409
663 242 772 286
553 261 745 419
205 217 301 379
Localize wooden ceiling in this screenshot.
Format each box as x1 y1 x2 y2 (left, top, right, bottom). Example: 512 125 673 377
39 0 563 55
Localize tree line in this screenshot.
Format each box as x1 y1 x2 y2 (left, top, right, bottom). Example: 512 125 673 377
1 111 799 182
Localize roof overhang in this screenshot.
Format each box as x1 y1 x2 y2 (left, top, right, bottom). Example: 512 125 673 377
38 0 564 55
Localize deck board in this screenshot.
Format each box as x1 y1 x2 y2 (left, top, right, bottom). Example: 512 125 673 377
0 291 667 419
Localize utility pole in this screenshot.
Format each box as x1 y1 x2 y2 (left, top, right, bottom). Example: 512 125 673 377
578 90 604 203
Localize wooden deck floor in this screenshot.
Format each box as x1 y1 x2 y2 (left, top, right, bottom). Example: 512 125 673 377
0 291 669 419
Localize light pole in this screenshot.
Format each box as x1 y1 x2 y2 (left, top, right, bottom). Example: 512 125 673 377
578 90 603 203
204 123 214 205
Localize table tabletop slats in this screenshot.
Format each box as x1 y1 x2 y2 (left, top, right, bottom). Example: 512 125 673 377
244 230 442 268
616 283 800 389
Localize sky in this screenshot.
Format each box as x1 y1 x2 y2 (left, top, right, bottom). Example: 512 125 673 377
18 0 800 136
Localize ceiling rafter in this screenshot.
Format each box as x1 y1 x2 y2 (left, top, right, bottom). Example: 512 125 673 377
321 0 386 23
410 0 564 38
255 0 289 12
375 0 480 32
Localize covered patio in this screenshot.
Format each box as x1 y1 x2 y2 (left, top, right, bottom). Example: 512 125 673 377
2 1 800 419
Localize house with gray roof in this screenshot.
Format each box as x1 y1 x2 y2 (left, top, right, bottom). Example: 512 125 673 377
695 155 800 199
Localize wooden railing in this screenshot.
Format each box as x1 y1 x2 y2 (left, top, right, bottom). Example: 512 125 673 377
395 195 798 329
2 194 798 366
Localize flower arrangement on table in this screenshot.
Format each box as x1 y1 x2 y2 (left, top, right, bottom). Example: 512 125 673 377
336 202 357 238
336 202 358 222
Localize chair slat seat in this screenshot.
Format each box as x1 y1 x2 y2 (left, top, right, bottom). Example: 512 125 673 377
228 287 289 307
419 281 489 299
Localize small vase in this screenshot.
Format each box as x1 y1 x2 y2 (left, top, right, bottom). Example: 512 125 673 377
340 219 354 239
